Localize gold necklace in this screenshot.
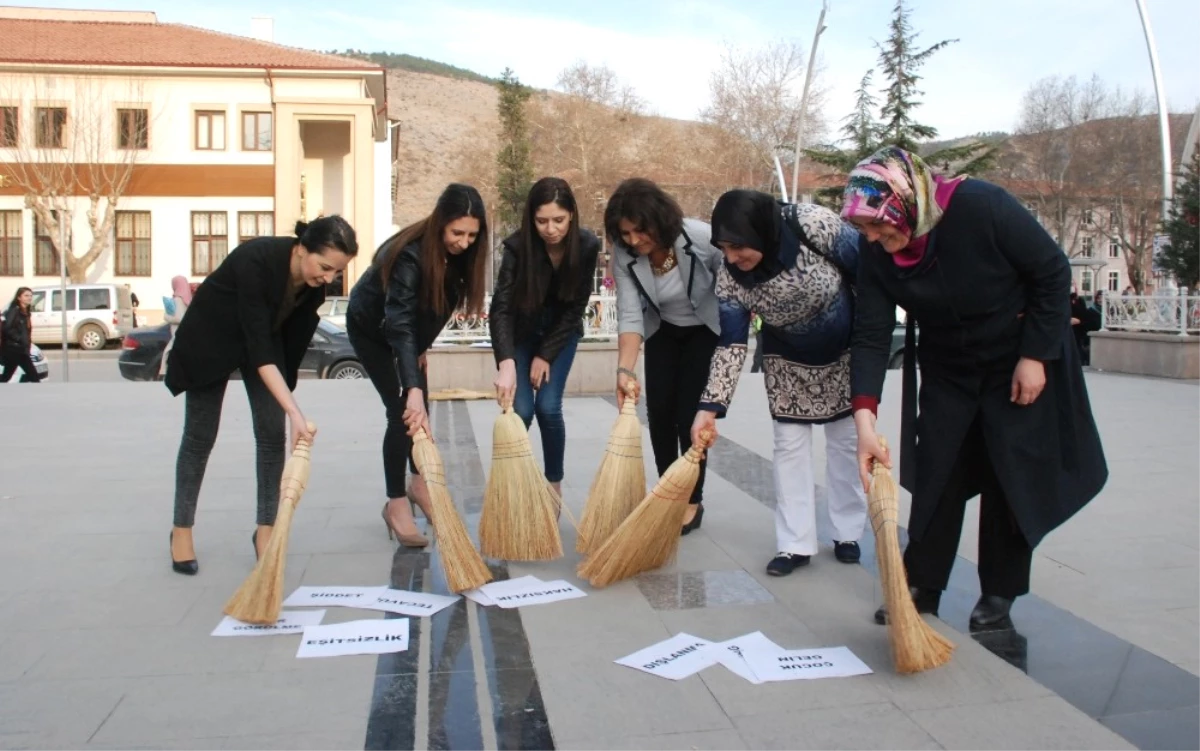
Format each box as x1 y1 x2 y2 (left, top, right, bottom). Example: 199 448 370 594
650 248 677 277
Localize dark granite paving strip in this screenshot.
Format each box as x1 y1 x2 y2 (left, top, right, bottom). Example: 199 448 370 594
601 393 1199 751
364 400 554 750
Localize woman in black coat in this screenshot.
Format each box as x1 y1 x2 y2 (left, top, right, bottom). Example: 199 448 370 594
165 216 358 575
844 147 1107 631
0 287 41 383
489 177 600 500
346 184 489 547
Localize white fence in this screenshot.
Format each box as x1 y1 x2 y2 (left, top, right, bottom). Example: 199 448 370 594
435 295 619 345
1102 289 1200 335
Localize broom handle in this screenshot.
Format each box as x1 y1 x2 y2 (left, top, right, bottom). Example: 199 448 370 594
280 421 316 508
872 436 890 478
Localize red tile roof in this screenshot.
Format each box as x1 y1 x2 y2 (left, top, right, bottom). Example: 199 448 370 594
0 17 382 71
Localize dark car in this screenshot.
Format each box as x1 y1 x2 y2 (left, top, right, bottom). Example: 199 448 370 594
118 320 367 381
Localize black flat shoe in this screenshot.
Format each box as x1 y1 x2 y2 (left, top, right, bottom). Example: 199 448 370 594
874 586 940 624
766 552 810 576
969 595 1014 631
170 530 198 576
833 540 861 564
681 504 704 536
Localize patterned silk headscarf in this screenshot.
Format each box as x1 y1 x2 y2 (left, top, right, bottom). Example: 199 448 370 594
840 146 965 241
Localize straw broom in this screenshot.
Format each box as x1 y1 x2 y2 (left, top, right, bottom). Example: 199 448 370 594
479 401 563 561
576 381 645 554
578 430 713 587
223 421 316 625
410 427 493 592
870 437 955 674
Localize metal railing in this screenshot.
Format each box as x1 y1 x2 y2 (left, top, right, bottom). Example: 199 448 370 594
434 295 619 345
1101 289 1200 335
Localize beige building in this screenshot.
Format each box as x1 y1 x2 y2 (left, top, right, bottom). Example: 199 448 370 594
0 7 390 325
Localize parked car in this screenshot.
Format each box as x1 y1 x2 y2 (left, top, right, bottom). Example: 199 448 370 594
0 343 49 382
318 296 349 328
118 319 367 381
28 283 135 350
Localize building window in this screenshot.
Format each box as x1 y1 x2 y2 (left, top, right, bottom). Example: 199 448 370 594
35 107 66 148
0 106 17 148
1108 271 1120 292
1080 270 1092 294
1082 208 1093 225
116 108 148 149
1108 211 1117 228
238 211 273 243
115 211 151 276
34 212 60 275
1108 240 1120 259
1081 236 1094 258
0 211 21 275
195 110 225 151
241 112 272 151
191 211 228 275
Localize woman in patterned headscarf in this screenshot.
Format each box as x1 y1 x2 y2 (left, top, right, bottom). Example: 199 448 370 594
845 146 1107 631
691 190 868 578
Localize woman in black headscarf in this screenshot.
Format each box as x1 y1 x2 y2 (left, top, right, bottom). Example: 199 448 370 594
691 190 867 578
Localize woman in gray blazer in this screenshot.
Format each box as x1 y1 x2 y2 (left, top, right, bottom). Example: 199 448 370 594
605 178 722 534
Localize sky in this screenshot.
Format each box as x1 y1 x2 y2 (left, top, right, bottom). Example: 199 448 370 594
14 0 1200 142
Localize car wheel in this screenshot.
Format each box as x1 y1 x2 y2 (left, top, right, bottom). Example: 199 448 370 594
327 361 366 380
78 324 106 351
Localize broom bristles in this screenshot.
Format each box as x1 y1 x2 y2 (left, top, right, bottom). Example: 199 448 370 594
577 382 646 554
870 437 955 674
224 425 314 625
411 428 493 593
577 431 711 587
479 407 563 561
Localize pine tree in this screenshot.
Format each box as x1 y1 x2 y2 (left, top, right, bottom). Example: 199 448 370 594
1158 151 1200 290
843 70 880 159
496 68 533 231
875 0 953 150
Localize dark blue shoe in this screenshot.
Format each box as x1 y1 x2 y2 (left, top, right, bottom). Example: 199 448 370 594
766 552 810 576
833 540 861 564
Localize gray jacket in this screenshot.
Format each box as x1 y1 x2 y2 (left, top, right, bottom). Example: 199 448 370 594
613 218 722 340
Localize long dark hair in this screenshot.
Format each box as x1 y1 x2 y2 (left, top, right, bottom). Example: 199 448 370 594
515 177 584 312
8 286 31 311
376 183 488 316
603 177 684 252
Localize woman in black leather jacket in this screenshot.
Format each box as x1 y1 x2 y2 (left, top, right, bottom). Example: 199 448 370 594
489 177 600 498
0 287 40 383
346 183 489 546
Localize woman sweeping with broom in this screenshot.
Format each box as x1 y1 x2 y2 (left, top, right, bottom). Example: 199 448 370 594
845 147 1107 631
165 216 358 574
691 191 868 577
606 178 723 535
490 177 601 499
346 183 489 546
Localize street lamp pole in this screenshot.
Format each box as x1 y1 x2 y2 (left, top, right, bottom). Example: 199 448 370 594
58 215 68 382
1134 0 1173 222
791 0 829 202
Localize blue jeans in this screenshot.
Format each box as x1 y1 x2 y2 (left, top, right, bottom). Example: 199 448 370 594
512 332 579 483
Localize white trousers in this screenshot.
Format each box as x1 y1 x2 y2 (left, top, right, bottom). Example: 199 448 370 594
772 415 867 556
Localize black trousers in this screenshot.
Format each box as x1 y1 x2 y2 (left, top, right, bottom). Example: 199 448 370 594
0 347 41 382
347 318 427 498
644 321 718 504
173 367 284 528
903 418 1033 599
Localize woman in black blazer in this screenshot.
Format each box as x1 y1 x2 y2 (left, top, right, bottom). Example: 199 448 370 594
489 177 600 500
346 184 489 546
165 216 358 575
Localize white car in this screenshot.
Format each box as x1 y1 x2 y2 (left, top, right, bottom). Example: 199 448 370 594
318 296 349 329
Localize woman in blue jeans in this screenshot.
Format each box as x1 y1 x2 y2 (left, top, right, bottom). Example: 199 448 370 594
490 177 601 499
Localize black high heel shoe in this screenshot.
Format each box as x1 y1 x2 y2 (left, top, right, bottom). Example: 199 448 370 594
170 530 198 576
681 503 704 536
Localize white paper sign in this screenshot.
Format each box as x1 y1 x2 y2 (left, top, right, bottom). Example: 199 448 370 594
741 644 873 681
478 576 545 600
700 631 784 684
211 610 326 637
282 585 383 609
356 589 460 617
295 618 410 659
462 588 496 607
489 579 587 608
615 633 717 680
